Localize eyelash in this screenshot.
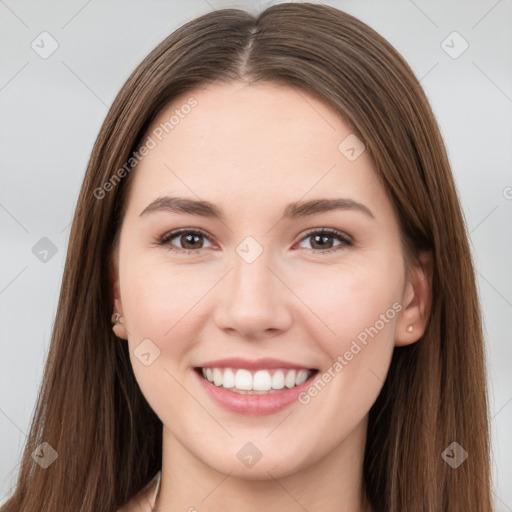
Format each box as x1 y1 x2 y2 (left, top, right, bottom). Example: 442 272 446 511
157 227 353 256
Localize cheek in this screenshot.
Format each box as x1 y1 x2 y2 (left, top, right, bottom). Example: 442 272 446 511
119 256 215 367
293 260 401 421
293 274 399 432
295 262 401 355
118 258 207 425
120 251 192 328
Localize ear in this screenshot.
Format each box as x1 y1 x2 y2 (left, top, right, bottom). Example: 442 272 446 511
109 249 128 340
395 250 433 346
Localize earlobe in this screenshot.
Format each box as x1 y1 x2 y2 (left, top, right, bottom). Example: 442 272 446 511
395 250 433 347
111 309 128 339
111 293 128 339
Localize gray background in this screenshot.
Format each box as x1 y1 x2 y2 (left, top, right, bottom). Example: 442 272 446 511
1 0 511 508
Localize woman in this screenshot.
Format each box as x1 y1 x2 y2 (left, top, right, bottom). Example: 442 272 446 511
1 3 494 511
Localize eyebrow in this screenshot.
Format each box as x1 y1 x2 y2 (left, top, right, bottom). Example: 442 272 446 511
139 196 375 220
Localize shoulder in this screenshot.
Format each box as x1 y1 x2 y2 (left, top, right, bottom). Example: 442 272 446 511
117 471 161 512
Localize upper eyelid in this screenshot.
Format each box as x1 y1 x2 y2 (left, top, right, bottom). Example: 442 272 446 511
161 227 213 243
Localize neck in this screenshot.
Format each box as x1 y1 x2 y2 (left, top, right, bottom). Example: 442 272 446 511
155 417 371 512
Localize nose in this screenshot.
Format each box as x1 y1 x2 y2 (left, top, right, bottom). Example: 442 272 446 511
213 247 293 340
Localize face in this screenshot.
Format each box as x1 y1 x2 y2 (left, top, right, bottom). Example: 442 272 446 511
112 81 423 480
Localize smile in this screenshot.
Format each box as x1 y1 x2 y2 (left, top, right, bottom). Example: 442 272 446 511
194 365 319 415
197 367 315 394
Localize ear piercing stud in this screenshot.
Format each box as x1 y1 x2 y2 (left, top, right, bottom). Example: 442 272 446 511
111 312 122 326
406 324 414 333
111 312 126 338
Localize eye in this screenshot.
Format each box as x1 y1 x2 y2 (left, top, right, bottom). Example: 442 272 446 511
159 228 214 255
157 227 353 256
295 228 353 255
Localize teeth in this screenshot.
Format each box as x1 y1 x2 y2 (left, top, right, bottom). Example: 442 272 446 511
200 367 312 392
235 369 253 390
285 370 296 388
295 370 309 386
222 368 235 388
272 370 285 389
253 370 272 391
213 368 223 386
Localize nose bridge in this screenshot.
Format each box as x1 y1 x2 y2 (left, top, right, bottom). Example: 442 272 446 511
213 236 292 336
230 238 277 304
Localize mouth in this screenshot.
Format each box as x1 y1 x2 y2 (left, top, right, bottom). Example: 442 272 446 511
194 366 319 395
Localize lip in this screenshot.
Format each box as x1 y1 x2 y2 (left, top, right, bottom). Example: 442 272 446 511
194 367 319 416
196 357 315 371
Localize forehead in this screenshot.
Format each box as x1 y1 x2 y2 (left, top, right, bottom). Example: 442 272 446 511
124 81 393 224
147 81 359 164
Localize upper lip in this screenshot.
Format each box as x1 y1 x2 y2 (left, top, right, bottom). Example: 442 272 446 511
196 357 316 371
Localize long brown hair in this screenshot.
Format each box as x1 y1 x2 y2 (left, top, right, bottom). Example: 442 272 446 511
1 3 493 511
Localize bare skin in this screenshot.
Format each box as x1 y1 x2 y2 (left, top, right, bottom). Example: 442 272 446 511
112 81 431 512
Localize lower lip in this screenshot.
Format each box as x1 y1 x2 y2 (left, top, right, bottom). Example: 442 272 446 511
194 369 318 416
